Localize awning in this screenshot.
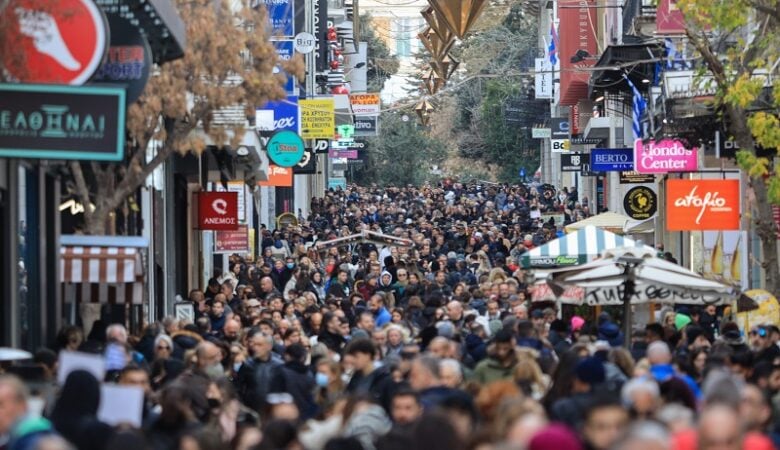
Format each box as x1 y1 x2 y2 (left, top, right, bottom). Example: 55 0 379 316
521 225 654 268
564 211 634 234
60 235 147 305
624 217 655 234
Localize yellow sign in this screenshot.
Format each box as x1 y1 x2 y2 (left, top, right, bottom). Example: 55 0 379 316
737 289 780 330
248 229 256 262
276 212 299 229
300 98 335 139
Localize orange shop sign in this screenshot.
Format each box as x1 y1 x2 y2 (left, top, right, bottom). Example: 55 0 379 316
666 179 740 230
257 165 293 187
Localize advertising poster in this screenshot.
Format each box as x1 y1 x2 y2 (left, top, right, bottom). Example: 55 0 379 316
300 98 335 139
666 179 740 230
257 0 295 36
215 225 249 253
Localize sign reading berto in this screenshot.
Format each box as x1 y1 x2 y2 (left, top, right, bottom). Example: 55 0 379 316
666 179 740 230
266 130 305 167
590 148 634 172
634 138 697 173
0 83 125 161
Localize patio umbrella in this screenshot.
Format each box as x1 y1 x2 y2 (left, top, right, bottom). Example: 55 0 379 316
544 245 749 345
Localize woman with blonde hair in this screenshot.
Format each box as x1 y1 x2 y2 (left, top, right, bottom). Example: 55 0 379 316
487 267 507 284
513 352 549 400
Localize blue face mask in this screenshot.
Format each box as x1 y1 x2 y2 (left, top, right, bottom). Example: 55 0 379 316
286 263 295 269
315 372 329 387
274 240 283 248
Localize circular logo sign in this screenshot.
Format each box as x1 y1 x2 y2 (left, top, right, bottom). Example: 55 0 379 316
1 0 108 85
294 32 316 54
91 15 152 102
624 186 658 220
266 130 305 167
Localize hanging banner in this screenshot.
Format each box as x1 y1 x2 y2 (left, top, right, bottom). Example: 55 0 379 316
257 165 293 187
558 0 597 105
256 0 295 36
256 96 299 133
623 186 657 220
666 179 740 230
656 0 686 34
215 225 249 253
634 138 698 174
349 93 381 115
590 148 634 172
620 171 655 184
273 41 297 95
534 58 552 99
560 152 584 172
300 98 335 139
198 192 239 230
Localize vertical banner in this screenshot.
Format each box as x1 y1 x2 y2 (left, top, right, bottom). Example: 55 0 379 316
257 0 295 36
535 58 552 99
558 0 597 106
273 41 296 95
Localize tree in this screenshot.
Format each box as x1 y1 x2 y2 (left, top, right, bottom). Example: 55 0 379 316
64 0 302 234
361 14 400 92
678 0 780 292
352 111 447 186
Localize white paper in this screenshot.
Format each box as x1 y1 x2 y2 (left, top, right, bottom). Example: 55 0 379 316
97 384 144 428
58 351 105 385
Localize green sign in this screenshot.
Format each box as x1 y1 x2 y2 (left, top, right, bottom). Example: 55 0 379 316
266 130 305 167
337 124 355 139
0 83 126 161
529 255 581 267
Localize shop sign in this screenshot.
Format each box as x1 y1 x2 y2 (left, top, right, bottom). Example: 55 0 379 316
623 186 658 220
276 212 299 229
0 83 125 161
256 96 299 133
1 0 108 85
312 138 330 154
558 0 597 105
656 0 685 34
529 255 580 267
258 165 293 187
666 179 740 230
273 41 296 95
620 171 655 184
349 93 381 115
266 130 305 167
590 148 634 172
550 118 570 153
354 116 378 136
300 98 335 139
294 32 316 54
532 128 551 139
215 225 249 253
328 177 347 190
198 192 239 230
634 138 698 174
92 15 152 103
560 152 584 172
256 0 295 36
329 149 357 159
293 149 316 174
534 58 552 99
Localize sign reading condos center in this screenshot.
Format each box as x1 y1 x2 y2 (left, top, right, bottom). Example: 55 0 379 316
0 83 126 161
634 138 698 173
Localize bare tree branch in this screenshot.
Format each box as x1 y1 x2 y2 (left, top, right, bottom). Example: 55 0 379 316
69 161 93 225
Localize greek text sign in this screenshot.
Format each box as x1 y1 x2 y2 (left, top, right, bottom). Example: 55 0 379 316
349 93 381 115
215 225 249 253
198 192 239 230
666 179 740 230
300 98 335 139
0 83 125 161
590 148 634 172
634 138 698 173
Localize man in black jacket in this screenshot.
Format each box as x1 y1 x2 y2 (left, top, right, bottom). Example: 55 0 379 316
236 329 283 412
345 338 398 411
269 344 317 420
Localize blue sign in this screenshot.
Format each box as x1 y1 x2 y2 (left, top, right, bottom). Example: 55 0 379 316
261 0 295 36
273 41 296 95
258 95 299 132
590 148 634 172
519 168 526 178
266 130 305 167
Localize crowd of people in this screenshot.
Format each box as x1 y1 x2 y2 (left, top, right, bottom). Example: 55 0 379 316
0 183 778 450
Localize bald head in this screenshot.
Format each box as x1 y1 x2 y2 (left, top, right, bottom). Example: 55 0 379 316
647 341 672 365
196 341 221 370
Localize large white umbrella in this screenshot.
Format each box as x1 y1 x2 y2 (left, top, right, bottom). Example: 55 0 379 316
544 245 750 344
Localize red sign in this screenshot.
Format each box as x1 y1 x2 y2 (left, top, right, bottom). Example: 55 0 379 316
1 0 108 84
656 0 686 34
198 192 239 230
215 226 249 253
666 179 740 231
558 0 598 106
257 165 293 187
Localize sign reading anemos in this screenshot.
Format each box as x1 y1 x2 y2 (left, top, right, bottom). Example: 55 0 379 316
198 192 239 231
666 179 740 231
634 138 698 173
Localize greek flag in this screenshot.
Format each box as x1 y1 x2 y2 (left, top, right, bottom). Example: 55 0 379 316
623 75 646 140
548 23 559 66
665 38 677 69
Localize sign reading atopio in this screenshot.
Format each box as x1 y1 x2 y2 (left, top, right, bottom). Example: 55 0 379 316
666 179 740 231
634 139 698 174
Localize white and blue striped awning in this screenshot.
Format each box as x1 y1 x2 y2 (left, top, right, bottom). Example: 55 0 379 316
521 226 654 268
